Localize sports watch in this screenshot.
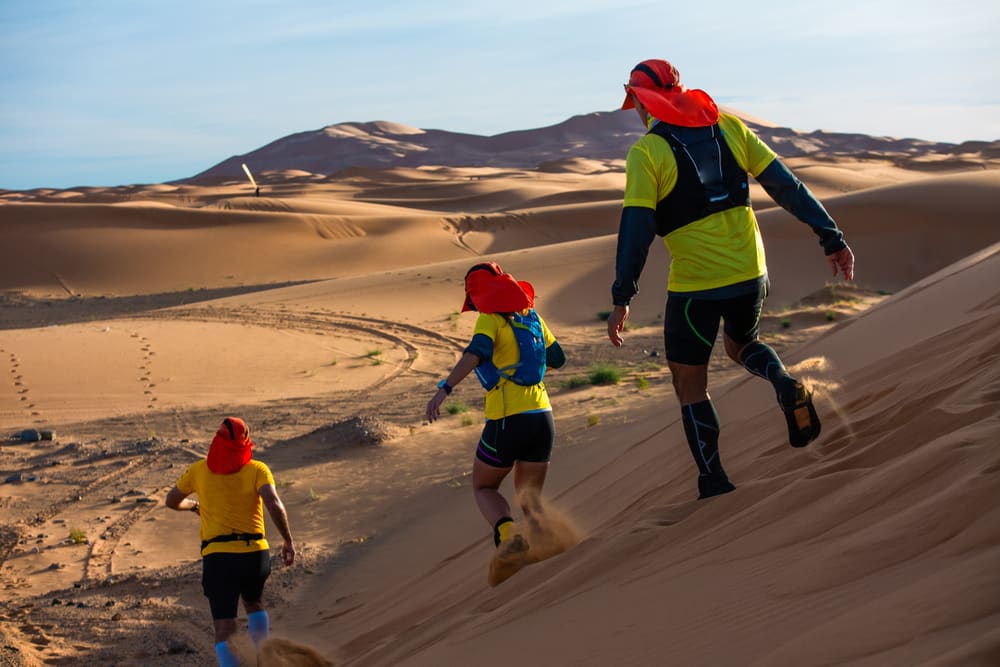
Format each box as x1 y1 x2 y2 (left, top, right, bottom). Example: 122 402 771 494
437 379 453 395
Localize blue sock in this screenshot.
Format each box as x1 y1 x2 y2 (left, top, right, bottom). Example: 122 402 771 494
215 641 239 667
247 609 270 647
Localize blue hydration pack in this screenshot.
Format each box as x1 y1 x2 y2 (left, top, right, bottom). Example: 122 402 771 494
474 310 546 390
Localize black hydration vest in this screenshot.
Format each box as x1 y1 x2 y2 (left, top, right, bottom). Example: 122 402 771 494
648 122 750 236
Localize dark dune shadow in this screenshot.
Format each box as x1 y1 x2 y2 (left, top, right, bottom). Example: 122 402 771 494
0 281 317 330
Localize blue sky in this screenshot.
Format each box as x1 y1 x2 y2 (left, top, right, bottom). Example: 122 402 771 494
2 0 998 190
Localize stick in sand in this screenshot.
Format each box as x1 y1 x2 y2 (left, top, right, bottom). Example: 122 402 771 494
241 162 260 197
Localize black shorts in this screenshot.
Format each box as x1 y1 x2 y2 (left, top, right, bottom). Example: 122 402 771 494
476 411 555 468
664 282 766 365
202 550 271 620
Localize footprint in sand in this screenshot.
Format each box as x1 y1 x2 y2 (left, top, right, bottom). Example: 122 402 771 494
5 351 40 419
132 331 159 409
635 501 701 530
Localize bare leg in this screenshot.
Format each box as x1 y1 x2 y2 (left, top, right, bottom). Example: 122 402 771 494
723 331 749 363
667 360 709 406
513 460 548 532
212 619 241 667
243 598 264 614
472 457 512 526
213 618 237 645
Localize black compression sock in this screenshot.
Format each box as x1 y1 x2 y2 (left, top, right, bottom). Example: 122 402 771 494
740 341 795 396
680 400 723 476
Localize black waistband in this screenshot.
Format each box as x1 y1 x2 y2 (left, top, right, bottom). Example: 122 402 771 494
201 532 263 551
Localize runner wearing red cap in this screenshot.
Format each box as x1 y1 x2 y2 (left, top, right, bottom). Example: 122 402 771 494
165 417 295 666
426 263 566 584
608 59 855 499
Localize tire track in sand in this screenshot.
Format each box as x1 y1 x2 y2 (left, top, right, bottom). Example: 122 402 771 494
135 306 466 397
82 310 465 581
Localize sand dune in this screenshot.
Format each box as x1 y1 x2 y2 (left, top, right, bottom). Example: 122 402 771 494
760 169 1000 305
3 167 996 304
1 120 999 666
274 243 1000 666
0 201 466 295
186 110 999 185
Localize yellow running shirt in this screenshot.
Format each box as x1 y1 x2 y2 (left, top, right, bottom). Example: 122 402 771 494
176 459 273 556
623 113 776 293
473 311 556 420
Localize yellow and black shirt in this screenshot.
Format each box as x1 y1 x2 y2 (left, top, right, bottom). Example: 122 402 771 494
613 113 847 303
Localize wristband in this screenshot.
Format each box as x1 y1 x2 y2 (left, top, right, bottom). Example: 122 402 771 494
190 502 200 513
436 379 453 395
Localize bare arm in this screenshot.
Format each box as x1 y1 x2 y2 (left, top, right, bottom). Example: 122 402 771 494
259 483 295 566
425 351 481 423
164 486 199 513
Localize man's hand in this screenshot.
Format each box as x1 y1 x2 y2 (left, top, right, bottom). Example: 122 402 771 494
828 246 855 281
281 540 295 566
607 305 629 347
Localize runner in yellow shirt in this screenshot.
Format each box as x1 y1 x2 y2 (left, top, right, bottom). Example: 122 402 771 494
607 59 855 499
425 262 566 572
165 417 295 667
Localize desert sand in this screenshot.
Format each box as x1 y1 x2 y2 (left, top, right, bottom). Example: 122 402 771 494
1 110 999 666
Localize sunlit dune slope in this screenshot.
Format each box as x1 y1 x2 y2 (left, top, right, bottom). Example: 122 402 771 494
1 170 996 305
291 243 1000 667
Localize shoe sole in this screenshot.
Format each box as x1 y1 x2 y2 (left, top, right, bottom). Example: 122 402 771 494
783 383 821 447
698 482 736 499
